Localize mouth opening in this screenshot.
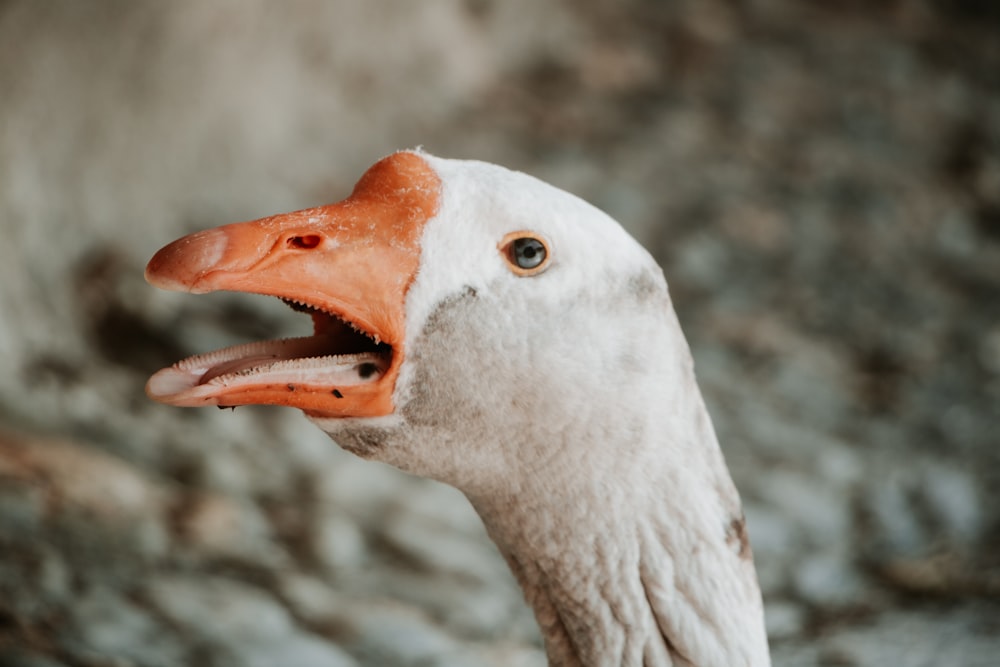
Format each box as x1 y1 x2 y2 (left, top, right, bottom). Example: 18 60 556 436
280 297 390 359
146 295 393 407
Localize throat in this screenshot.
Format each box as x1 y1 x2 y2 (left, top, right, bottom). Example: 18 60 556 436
472 488 678 666
464 432 769 667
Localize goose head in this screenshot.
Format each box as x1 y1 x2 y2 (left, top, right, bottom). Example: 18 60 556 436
146 151 666 489
146 151 770 666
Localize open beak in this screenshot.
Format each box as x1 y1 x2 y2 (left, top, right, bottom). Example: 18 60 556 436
144 152 440 419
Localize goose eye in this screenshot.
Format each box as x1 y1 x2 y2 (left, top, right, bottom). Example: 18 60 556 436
512 238 545 268
500 232 551 276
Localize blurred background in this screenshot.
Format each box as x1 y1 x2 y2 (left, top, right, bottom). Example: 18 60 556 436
1 1 998 665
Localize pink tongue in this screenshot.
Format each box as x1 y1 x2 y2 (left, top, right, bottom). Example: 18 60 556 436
196 335 341 385
199 354 288 384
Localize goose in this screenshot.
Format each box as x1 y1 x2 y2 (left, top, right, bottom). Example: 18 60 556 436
144 150 770 666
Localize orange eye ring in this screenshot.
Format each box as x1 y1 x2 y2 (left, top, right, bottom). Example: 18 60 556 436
499 231 551 276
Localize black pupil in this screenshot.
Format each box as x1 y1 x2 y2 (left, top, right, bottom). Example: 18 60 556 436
512 238 546 269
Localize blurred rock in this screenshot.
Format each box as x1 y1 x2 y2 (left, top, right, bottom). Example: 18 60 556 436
0 431 172 527
146 574 357 666
311 510 369 574
173 490 285 566
792 553 868 610
815 605 1000 667
0 541 70 622
763 599 807 642
321 601 462 667
0 650 68 667
147 575 294 641
66 588 184 667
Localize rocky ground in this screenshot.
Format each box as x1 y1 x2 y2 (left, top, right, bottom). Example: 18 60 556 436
0 1 998 665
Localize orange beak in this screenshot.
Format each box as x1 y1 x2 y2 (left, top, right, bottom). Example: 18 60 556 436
144 151 440 419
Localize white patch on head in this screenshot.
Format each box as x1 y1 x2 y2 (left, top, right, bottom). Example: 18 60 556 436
397 155 658 403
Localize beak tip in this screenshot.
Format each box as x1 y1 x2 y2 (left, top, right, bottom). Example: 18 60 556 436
145 229 229 292
146 368 184 401
143 263 198 293
146 367 213 406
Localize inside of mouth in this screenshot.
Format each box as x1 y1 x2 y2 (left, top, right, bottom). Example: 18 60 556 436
146 296 393 404
281 297 388 353
190 297 391 387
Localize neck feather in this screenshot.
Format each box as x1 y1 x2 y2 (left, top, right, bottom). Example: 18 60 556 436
466 391 770 667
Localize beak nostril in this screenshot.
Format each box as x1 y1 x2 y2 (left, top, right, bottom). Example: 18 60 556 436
287 234 322 250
